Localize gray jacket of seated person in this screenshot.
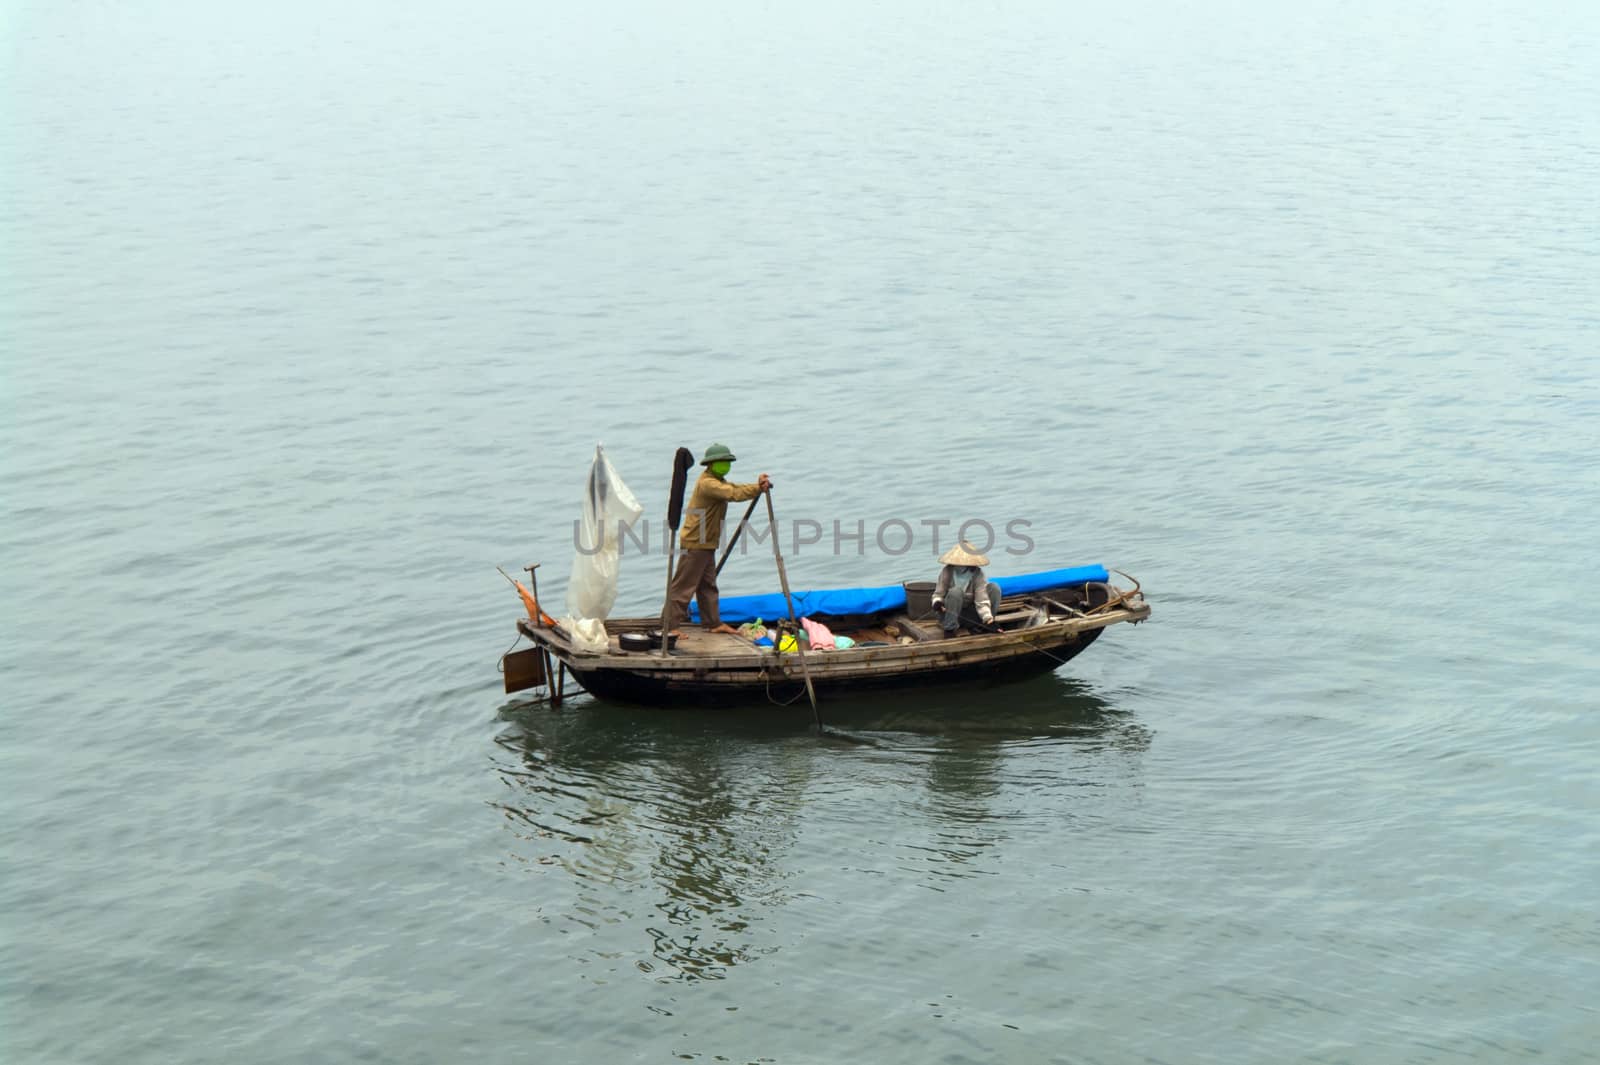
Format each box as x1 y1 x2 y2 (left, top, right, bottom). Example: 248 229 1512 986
930 540 1000 630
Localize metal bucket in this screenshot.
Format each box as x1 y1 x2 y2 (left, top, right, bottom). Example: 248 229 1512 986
902 580 936 619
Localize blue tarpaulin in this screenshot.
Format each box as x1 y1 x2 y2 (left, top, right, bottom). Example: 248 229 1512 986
689 564 1110 624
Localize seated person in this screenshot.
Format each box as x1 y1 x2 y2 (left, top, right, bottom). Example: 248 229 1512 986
931 540 1001 637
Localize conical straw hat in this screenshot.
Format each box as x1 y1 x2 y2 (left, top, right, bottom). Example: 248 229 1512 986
938 539 989 567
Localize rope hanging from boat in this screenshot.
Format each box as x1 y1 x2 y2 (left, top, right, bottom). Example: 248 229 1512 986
764 668 810 707
496 630 522 673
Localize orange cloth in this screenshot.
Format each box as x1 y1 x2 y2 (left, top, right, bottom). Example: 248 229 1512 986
513 579 557 627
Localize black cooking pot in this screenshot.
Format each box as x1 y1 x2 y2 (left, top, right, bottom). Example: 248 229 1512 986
619 631 677 652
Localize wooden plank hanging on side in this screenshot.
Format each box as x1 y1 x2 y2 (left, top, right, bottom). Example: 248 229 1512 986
503 647 547 693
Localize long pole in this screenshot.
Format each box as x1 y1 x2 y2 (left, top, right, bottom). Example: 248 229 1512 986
658 550 677 655
715 495 763 577
659 448 694 654
765 491 821 729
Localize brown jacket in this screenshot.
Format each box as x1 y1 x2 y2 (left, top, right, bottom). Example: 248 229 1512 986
679 470 763 549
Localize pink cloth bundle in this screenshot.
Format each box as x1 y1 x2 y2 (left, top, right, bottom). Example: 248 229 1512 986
800 616 837 650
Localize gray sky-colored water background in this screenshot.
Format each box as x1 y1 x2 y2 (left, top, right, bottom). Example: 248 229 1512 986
4 1 1599 1062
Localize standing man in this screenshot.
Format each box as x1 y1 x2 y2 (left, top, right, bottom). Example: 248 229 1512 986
665 443 771 634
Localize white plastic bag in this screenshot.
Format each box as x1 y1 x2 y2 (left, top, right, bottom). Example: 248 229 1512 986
565 618 610 654
564 444 643 627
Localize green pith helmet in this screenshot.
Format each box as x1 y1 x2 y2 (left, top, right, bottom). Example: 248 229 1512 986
700 443 737 466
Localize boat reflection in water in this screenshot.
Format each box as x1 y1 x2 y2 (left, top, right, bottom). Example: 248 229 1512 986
489 675 1150 982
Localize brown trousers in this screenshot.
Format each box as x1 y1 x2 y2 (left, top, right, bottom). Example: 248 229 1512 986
665 548 721 629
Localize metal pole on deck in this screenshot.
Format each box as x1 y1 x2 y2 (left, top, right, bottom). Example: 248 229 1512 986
658 448 695 654
523 564 543 628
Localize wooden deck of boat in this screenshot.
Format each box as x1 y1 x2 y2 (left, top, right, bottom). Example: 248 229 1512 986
651 628 765 658
598 619 930 659
518 598 1149 670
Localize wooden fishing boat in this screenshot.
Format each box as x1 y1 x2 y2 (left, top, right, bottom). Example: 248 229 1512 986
501 564 1151 708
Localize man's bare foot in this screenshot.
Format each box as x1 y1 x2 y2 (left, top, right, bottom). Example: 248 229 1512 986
710 623 739 635
666 629 681 638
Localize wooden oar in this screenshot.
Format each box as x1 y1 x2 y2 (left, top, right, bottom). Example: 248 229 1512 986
715 494 764 577
764 491 821 730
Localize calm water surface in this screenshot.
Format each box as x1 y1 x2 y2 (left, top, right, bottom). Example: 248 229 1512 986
5 1 1599 1062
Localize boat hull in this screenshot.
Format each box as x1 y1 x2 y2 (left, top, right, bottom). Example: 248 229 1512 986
569 629 1104 708
503 570 1149 710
